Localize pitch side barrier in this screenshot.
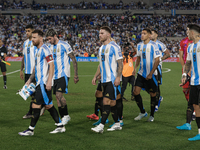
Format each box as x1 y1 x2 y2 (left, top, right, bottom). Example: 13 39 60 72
5 57 179 62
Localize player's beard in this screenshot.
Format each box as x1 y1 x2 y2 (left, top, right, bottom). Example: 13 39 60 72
32 40 39 47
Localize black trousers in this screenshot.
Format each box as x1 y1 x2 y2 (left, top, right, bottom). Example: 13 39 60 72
121 75 135 97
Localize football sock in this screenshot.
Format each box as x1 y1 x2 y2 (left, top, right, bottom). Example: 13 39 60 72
101 105 110 125
3 75 6 85
111 105 119 123
95 98 99 116
28 102 33 115
116 97 123 120
135 94 145 113
97 97 103 116
196 117 200 134
186 104 194 124
183 90 189 102
150 96 156 117
48 106 62 125
155 86 160 106
30 108 40 127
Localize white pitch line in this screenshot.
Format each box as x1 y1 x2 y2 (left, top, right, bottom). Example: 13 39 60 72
162 68 171 73
0 69 21 77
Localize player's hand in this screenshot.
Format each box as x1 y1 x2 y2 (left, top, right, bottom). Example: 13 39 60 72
25 79 31 86
114 77 120 86
20 71 24 80
46 81 52 91
74 76 79 84
181 76 186 86
92 76 97 85
146 74 152 80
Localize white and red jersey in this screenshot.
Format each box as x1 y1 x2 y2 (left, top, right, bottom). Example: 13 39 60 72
35 44 54 86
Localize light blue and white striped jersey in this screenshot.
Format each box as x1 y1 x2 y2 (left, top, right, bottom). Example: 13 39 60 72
49 40 72 79
186 41 200 86
23 39 37 74
156 40 167 66
137 40 161 78
98 41 123 83
35 44 54 86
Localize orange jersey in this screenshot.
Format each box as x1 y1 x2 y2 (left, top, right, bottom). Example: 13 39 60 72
122 53 134 77
179 37 193 64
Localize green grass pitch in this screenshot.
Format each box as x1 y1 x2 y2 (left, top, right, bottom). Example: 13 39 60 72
0 61 199 150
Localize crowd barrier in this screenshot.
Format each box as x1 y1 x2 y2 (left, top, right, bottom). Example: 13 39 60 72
5 57 179 62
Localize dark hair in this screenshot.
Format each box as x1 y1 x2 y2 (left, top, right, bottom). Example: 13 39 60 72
142 28 152 34
151 29 158 35
188 24 200 33
25 24 34 30
100 26 112 34
32 30 44 37
46 29 57 37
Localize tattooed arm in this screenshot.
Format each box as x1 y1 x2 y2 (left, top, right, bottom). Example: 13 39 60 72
20 56 24 80
26 67 35 86
68 52 79 84
114 59 123 86
181 60 191 84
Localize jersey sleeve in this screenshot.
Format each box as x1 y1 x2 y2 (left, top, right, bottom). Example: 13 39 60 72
136 44 141 57
153 45 161 58
43 45 54 63
179 40 184 51
22 42 26 55
186 45 191 61
112 46 123 60
63 43 73 55
161 43 167 52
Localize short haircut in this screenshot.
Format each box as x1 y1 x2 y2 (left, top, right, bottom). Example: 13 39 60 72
142 28 152 34
32 30 44 37
46 29 57 37
100 26 111 34
25 24 34 30
151 29 158 35
188 24 200 33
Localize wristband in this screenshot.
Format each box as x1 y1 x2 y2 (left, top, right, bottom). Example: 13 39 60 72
182 73 187 77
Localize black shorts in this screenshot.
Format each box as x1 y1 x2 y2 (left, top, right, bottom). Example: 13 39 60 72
96 81 102 91
135 74 157 93
33 84 53 105
101 81 121 100
53 76 69 95
25 74 36 84
189 85 200 105
156 65 162 85
0 61 6 72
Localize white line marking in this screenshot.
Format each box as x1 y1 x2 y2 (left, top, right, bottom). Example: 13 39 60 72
0 69 21 77
162 68 171 73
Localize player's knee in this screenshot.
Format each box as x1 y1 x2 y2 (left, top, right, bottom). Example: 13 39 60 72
95 90 102 97
45 104 53 110
150 92 156 97
133 90 139 96
110 100 116 107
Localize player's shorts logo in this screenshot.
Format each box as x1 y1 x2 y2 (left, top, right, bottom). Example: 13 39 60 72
58 88 62 91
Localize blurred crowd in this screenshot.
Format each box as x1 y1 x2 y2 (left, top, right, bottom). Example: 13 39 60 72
0 0 199 10
0 13 192 57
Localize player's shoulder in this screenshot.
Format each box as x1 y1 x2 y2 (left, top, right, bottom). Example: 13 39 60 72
156 40 165 45
41 44 50 51
180 37 188 43
58 40 70 47
149 40 158 47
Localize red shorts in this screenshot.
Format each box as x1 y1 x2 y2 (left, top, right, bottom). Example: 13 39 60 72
182 68 190 89
182 80 190 89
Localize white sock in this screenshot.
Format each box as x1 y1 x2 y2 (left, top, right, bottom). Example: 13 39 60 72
198 129 200 134
28 126 35 131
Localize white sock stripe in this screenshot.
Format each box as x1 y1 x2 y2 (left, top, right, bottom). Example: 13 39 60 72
29 126 35 130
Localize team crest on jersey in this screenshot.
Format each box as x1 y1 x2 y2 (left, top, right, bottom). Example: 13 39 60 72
102 49 104 53
31 45 33 47
194 48 196 53
37 54 40 57
25 45 27 47
105 48 109 53
28 44 30 47
57 48 60 53
197 48 200 52
143 48 145 52
54 48 56 53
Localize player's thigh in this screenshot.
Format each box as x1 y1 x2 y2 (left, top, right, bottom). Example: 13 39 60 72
102 82 117 100
0 62 6 73
95 82 103 97
53 77 68 95
189 85 200 105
